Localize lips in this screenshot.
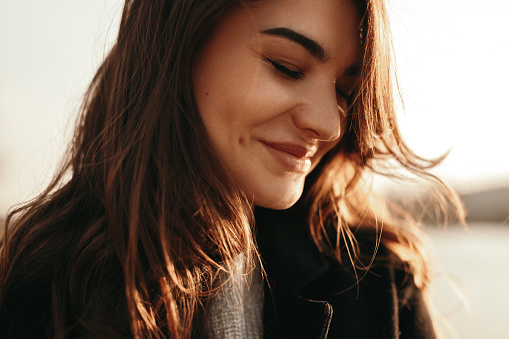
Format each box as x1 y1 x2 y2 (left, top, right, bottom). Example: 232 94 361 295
262 141 317 159
260 141 316 173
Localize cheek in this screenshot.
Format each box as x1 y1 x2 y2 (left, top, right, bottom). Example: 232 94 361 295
194 64 257 131
196 74 292 136
315 140 340 163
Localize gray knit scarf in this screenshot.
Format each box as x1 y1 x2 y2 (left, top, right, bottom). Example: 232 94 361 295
205 255 264 339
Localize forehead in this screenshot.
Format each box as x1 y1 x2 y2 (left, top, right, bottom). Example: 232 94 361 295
248 0 360 24
239 0 361 64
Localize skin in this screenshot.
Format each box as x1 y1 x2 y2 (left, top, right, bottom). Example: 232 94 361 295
193 0 361 209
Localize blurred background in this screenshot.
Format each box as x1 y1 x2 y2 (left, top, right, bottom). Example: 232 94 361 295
0 0 508 337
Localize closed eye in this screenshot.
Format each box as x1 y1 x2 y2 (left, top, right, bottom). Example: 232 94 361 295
266 58 304 80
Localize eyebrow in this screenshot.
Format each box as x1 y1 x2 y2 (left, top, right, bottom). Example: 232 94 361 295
261 27 331 63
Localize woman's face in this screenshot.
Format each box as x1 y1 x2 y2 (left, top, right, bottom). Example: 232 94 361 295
193 0 361 209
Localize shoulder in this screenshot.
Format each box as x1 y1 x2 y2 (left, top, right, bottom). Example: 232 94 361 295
299 241 436 338
262 236 436 339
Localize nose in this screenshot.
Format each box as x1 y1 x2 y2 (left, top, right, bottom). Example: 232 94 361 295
292 81 343 142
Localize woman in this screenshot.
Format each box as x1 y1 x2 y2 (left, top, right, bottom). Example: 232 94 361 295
0 0 462 338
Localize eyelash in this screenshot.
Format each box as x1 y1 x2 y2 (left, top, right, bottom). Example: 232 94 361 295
267 58 303 80
267 58 352 102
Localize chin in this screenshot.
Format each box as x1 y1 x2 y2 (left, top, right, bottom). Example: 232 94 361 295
253 189 303 210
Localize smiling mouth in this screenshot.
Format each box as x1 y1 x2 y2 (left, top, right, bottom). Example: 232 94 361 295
261 141 315 173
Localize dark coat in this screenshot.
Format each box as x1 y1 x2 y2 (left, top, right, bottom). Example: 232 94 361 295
255 207 436 339
1 207 436 339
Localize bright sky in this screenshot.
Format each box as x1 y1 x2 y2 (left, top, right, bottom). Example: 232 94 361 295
388 0 509 191
1 0 508 214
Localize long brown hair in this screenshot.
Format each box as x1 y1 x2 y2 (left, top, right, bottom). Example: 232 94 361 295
0 0 463 338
